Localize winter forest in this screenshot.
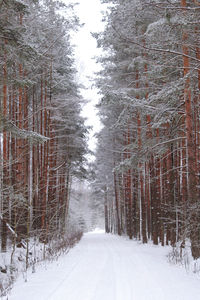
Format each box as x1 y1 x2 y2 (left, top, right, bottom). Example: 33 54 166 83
97 0 200 255
1 0 200 299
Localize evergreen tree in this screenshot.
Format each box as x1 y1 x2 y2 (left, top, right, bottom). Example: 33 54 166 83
95 0 200 258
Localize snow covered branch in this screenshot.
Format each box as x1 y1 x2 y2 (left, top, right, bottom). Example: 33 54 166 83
0 115 49 144
111 25 200 64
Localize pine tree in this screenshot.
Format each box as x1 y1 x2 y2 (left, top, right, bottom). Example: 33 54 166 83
95 0 200 258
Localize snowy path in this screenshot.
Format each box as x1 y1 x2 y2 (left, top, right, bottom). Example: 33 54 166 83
6 232 200 300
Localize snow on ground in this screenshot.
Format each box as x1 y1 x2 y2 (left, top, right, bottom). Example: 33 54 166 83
3 231 200 300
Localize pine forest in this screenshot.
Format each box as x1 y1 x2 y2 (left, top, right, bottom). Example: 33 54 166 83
1 0 200 298
95 0 200 258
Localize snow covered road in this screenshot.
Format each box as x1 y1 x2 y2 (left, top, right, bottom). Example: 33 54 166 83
6 232 200 300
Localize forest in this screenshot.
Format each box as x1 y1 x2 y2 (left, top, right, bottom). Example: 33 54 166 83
94 0 200 259
0 0 200 297
0 0 91 293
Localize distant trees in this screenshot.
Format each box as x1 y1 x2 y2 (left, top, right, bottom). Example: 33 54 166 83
95 0 200 258
68 177 104 233
0 0 88 253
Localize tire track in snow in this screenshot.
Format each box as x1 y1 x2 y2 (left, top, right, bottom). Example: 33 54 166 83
90 237 117 300
105 236 166 300
105 235 135 300
47 233 110 300
45 253 84 300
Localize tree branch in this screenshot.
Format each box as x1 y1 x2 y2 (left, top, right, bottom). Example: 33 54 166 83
112 25 200 65
0 115 49 144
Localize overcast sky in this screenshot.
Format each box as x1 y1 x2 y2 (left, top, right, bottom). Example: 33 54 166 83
69 0 107 155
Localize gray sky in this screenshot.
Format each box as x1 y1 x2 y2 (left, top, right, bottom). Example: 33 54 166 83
70 0 107 154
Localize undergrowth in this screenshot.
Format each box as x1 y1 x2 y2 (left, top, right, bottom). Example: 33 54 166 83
0 231 83 298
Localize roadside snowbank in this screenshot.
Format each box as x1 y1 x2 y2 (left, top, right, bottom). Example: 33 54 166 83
0 232 82 297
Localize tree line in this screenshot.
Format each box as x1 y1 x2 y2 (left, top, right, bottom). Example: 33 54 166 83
94 0 200 259
0 0 88 253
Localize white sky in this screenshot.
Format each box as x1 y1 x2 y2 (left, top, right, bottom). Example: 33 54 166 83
68 0 107 155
